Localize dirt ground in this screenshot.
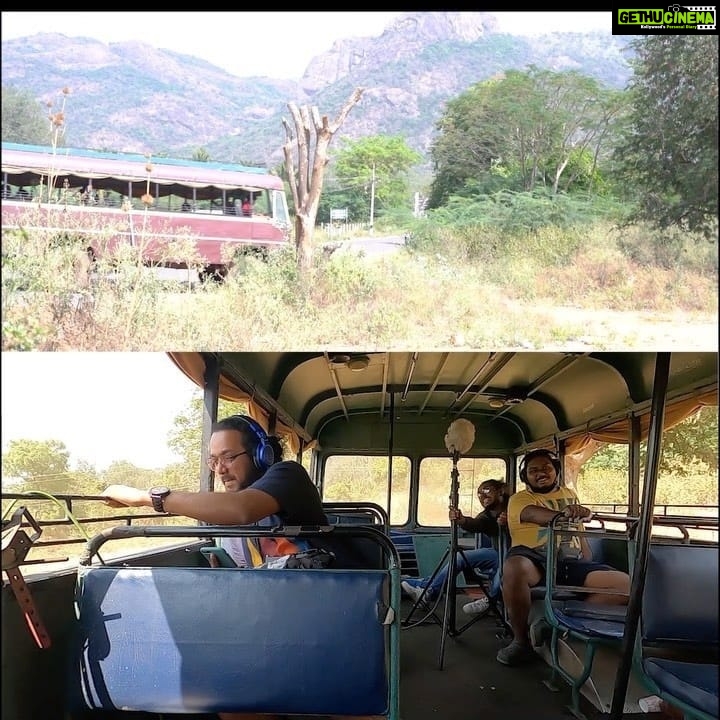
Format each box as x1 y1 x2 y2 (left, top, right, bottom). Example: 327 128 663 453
499 305 717 351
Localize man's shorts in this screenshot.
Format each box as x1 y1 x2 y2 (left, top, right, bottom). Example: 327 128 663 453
506 545 615 589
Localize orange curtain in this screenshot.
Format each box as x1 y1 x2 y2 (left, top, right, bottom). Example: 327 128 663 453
564 389 718 457
168 351 248 403
562 389 718 484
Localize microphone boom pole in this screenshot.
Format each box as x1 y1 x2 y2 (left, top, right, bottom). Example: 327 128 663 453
437 420 476 668
402 418 481 669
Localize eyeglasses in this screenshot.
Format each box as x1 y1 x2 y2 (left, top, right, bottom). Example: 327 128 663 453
206 450 249 471
478 488 495 497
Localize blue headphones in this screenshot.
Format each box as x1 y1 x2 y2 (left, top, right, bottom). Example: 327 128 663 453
228 415 275 472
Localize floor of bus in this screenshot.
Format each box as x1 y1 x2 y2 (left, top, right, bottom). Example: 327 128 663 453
397 596 657 720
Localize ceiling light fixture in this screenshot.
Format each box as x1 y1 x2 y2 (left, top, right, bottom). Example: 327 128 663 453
505 387 526 405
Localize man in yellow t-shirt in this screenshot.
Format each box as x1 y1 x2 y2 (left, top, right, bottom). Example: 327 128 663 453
497 449 630 667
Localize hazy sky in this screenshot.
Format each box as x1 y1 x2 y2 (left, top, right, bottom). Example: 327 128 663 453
1 352 201 475
1 12 612 80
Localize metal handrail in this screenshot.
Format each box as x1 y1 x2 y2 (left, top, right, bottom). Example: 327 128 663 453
79 523 400 569
322 501 389 531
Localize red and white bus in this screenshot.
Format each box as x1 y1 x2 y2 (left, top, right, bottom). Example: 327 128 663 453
1 142 291 279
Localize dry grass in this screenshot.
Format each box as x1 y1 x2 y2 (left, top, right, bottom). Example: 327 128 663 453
2 222 717 351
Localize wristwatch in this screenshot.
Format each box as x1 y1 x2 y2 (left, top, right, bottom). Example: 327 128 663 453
149 486 171 513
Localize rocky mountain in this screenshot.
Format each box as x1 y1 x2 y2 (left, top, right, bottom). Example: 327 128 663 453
1 12 636 168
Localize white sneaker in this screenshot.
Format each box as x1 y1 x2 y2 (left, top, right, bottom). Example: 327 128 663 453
402 580 431 604
462 596 490 615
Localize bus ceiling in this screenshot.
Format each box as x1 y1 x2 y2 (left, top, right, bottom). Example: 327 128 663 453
168 352 718 456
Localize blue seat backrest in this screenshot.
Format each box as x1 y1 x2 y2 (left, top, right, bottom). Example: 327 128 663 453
642 543 719 648
68 566 390 715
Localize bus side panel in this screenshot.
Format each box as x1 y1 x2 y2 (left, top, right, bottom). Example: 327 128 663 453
2 201 288 268
1 573 78 720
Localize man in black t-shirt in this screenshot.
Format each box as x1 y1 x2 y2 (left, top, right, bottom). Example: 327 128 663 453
101 414 362 567
452 479 509 612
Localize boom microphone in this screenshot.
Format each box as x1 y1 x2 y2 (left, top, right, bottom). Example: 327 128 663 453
444 418 475 456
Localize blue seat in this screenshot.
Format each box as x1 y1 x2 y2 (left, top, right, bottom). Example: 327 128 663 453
633 543 718 720
541 520 631 720
67 525 401 718
550 599 627 639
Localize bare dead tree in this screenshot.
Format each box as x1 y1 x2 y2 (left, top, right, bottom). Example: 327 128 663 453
282 87 364 273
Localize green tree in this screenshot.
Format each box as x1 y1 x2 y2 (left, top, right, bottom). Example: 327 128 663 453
1 85 49 144
168 397 248 479
2 438 70 481
1 439 71 491
429 79 509 207
582 405 718 477
659 405 718 474
101 461 158 489
68 460 104 496
428 68 624 206
329 135 422 222
613 36 719 238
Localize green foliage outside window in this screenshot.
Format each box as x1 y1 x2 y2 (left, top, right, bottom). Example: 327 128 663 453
322 455 411 526
418 457 507 527
578 406 718 510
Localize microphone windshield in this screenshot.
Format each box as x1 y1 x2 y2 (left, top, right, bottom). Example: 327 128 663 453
444 419 475 455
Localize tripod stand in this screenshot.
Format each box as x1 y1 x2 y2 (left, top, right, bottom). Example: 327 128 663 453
402 451 490 669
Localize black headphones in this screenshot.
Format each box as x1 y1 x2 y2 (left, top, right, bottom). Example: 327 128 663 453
519 449 561 484
227 415 275 472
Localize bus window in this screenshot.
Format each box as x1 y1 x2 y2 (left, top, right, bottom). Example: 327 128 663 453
649 405 718 514
576 405 718 541
1 142 291 277
322 455 411 526
418 457 507 526
576 444 630 515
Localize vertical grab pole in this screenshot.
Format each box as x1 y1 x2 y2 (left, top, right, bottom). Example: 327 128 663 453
609 352 671 720
628 414 642 517
438 449 461 670
200 353 220 494
387 391 394 522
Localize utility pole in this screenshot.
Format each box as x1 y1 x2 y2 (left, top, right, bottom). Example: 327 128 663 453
369 163 375 234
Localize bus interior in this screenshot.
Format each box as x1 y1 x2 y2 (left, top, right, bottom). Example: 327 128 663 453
2 351 717 720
